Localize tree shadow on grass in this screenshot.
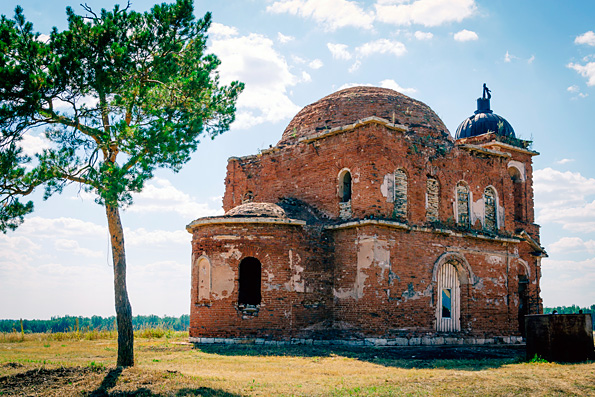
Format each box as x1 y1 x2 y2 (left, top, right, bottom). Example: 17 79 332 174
85 367 243 397
194 344 526 371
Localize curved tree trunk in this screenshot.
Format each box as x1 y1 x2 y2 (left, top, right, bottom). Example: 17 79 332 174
106 203 134 367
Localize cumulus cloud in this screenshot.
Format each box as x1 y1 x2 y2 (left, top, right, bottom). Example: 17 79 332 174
376 0 477 27
454 29 478 42
19 133 52 157
308 59 323 69
567 85 579 93
414 31 433 40
534 168 595 233
548 237 595 255
54 239 102 258
379 79 417 94
356 39 407 57
327 43 352 60
567 62 595 86
556 158 575 164
129 177 223 219
209 24 301 129
277 32 295 43
575 31 595 46
541 256 595 306
209 23 238 38
338 80 417 95
267 0 374 31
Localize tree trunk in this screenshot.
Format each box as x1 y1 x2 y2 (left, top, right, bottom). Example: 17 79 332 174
106 203 134 367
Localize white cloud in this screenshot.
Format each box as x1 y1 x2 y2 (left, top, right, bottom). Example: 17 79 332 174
567 62 595 86
454 29 478 42
548 237 595 255
129 177 223 219
528 55 535 64
379 79 417 94
267 0 374 31
339 80 417 95
327 43 352 60
209 22 239 38
277 32 295 43
125 228 189 247
19 133 52 157
504 51 513 62
556 158 575 164
309 59 323 69
54 239 102 258
575 31 595 46
414 31 433 40
209 26 301 129
567 85 579 93
534 168 595 233
541 257 595 307
348 60 361 73
376 0 477 27
301 71 312 82
356 39 407 57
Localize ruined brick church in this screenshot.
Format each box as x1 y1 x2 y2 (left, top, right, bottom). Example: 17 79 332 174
187 86 546 345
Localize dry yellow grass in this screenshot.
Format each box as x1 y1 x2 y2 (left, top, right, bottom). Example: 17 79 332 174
1 332 594 396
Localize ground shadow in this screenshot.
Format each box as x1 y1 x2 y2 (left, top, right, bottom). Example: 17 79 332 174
194 344 526 370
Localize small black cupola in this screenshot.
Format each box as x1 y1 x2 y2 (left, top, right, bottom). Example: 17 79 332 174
455 84 515 139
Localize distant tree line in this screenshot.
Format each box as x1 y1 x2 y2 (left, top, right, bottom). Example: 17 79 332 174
543 305 595 328
0 314 189 333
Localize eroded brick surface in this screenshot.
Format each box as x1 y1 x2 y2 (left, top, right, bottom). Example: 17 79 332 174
188 87 543 342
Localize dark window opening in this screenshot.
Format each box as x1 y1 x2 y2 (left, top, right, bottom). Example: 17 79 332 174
509 167 525 222
518 275 529 336
238 257 262 305
341 171 352 202
441 288 452 318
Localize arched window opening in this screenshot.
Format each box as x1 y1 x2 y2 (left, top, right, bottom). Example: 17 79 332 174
340 171 352 203
394 169 408 220
426 177 439 222
508 167 524 222
436 261 461 332
338 169 353 220
484 187 497 231
197 257 211 301
238 257 262 306
518 274 529 337
456 183 470 227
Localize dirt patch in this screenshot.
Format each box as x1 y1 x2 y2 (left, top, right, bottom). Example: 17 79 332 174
0 366 105 396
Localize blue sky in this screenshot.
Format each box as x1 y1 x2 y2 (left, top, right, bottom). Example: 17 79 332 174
1 0 594 319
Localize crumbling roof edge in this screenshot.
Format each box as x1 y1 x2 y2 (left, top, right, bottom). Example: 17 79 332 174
516 230 548 257
458 144 512 158
186 217 306 232
298 116 409 144
479 141 540 156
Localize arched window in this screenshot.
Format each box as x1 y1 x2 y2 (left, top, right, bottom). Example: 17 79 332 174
238 257 262 306
394 169 408 220
436 261 461 332
426 177 439 222
456 183 470 227
339 170 352 203
484 187 497 231
508 167 524 222
197 257 211 301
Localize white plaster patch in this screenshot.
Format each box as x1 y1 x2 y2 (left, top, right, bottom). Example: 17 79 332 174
381 173 395 202
486 255 504 265
220 245 242 260
284 249 305 292
211 262 235 299
333 236 391 299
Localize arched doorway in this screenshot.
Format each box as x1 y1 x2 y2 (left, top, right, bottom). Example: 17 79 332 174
238 257 262 306
436 261 461 332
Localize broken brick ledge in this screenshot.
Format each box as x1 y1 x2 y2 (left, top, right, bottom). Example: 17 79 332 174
186 217 307 232
189 335 525 347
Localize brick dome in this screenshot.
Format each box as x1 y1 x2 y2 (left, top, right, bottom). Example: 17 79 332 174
279 86 451 145
225 202 287 218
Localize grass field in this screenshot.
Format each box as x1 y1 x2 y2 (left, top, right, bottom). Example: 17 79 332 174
1 331 594 396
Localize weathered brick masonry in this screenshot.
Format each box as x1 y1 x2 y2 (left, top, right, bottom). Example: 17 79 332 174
187 86 546 345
